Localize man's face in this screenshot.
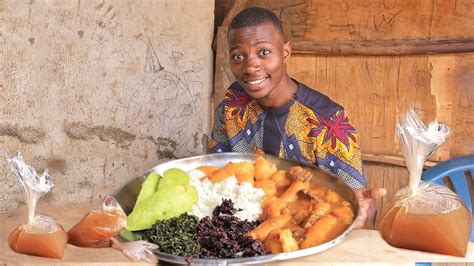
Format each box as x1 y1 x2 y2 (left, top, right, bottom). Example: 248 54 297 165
228 23 291 106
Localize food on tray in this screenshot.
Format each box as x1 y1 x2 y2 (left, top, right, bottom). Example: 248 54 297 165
126 155 355 259
255 179 277 203
196 165 220 177
278 228 299 252
270 170 292 189
126 185 197 231
143 199 266 258
188 169 264 221
378 109 471 257
250 165 354 253
134 172 161 207
195 160 355 254
194 199 266 258
205 161 255 185
68 196 127 247
7 152 68 259
157 168 190 189
254 156 278 180
143 213 201 257
249 214 292 241
126 168 198 231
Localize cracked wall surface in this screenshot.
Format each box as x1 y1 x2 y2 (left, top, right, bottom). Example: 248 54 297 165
0 0 214 212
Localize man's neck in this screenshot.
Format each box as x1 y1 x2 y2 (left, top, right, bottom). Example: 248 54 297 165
258 76 297 108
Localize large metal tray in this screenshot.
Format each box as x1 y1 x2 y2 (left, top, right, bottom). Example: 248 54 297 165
114 152 362 265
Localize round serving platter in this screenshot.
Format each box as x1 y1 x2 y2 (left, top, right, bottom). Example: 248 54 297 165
114 152 362 265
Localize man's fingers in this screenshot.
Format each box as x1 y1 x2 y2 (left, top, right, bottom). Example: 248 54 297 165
355 203 368 229
353 187 386 229
355 212 367 229
370 188 387 199
361 188 387 199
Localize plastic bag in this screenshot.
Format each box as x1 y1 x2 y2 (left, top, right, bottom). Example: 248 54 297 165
110 238 159 264
378 108 471 257
68 195 127 247
68 195 158 263
7 152 68 259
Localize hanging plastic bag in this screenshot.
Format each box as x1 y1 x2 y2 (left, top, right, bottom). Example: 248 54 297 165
68 195 158 263
377 108 471 257
7 152 68 259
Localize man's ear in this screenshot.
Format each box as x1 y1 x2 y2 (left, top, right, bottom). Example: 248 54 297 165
283 41 292 63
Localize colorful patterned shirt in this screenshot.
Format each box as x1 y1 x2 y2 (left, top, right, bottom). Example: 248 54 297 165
208 80 367 189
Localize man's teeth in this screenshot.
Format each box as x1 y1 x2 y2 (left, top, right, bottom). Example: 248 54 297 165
246 78 266 85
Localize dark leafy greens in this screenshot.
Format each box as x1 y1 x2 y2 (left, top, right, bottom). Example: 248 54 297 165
142 199 267 259
143 213 200 257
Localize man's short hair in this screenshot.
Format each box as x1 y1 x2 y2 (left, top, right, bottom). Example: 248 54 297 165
229 7 284 37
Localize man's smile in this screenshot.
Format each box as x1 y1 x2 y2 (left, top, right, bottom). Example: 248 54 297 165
243 76 270 88
242 77 270 92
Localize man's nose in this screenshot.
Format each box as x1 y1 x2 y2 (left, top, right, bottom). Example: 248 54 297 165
244 56 260 75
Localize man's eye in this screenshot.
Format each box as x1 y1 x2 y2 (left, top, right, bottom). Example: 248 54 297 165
259 49 271 56
231 54 244 61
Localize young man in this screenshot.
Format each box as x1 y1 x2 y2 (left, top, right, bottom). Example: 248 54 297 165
209 7 385 226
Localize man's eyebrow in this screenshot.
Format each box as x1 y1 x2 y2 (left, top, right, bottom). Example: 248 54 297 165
255 40 271 45
229 44 241 51
230 40 271 51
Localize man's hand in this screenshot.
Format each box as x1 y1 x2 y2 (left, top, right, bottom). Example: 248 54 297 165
353 188 387 229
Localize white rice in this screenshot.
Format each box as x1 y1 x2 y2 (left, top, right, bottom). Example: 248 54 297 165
188 169 265 221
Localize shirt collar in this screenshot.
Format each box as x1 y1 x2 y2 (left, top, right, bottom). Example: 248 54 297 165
262 80 302 116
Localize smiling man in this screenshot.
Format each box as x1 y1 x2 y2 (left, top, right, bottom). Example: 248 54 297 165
208 7 385 227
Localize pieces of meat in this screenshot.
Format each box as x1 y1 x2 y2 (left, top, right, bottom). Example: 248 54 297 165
286 166 313 182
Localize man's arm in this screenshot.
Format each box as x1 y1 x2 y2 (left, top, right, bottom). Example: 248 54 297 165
313 109 386 228
208 104 231 153
314 110 367 189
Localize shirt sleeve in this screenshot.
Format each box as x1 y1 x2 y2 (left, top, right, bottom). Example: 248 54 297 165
314 109 367 189
208 104 231 153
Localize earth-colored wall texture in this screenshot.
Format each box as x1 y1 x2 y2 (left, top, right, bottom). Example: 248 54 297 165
0 0 214 212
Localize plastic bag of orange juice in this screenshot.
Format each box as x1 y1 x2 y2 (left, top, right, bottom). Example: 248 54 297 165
7 152 68 259
378 109 471 257
68 195 127 248
68 195 158 263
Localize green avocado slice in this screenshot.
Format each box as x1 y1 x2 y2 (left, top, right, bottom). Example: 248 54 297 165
134 172 161 208
157 168 190 190
126 184 198 231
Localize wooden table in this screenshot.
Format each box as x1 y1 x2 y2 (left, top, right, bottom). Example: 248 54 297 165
1 201 472 265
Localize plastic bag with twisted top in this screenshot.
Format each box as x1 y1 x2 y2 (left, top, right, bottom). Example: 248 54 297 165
7 152 68 259
68 195 127 247
68 195 158 263
378 109 471 257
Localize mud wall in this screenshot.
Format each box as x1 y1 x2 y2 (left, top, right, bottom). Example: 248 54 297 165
1 0 214 212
